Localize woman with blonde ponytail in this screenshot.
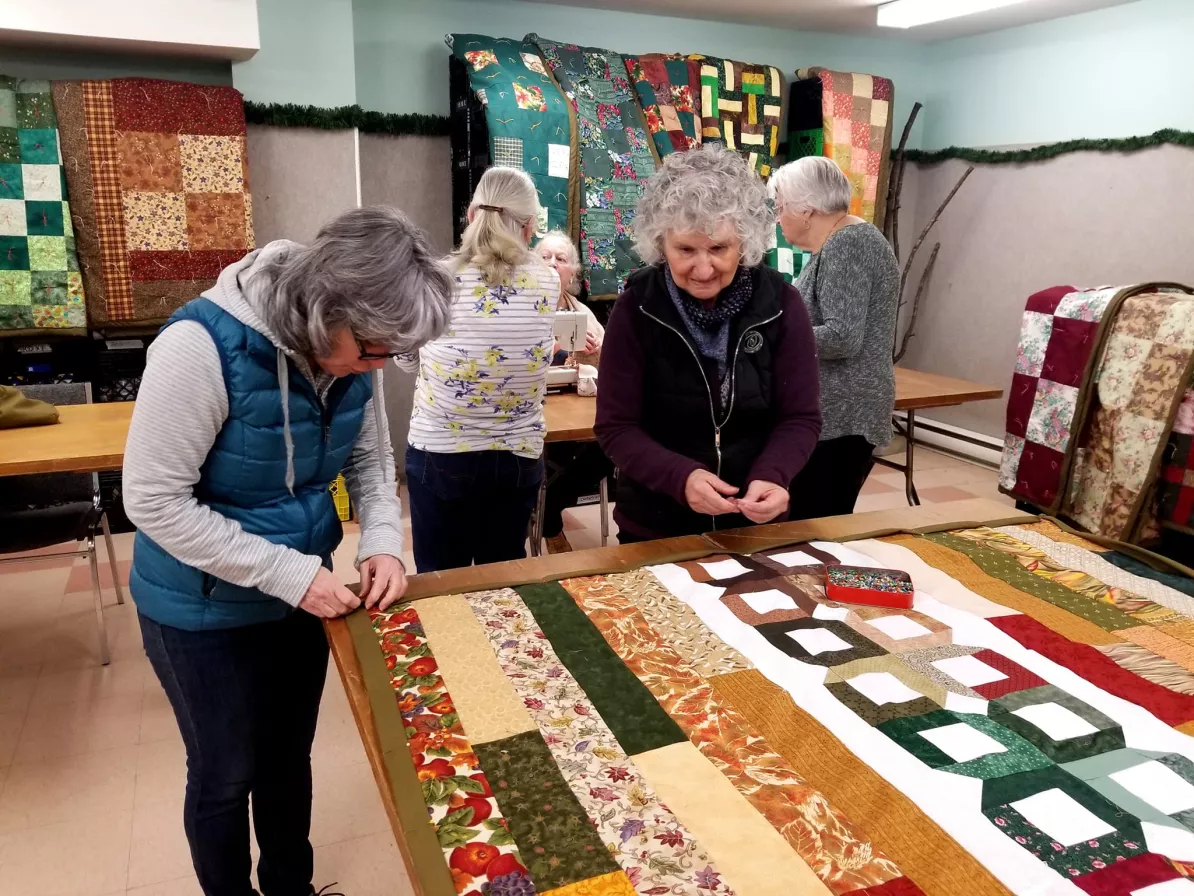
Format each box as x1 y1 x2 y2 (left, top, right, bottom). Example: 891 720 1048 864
400 167 559 571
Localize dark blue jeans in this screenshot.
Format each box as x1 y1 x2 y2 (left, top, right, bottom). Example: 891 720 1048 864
406 446 543 572
140 610 328 896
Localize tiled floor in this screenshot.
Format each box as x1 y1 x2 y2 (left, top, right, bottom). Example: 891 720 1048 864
0 448 1007 896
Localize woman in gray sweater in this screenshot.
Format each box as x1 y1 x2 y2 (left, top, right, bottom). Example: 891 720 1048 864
772 156 900 518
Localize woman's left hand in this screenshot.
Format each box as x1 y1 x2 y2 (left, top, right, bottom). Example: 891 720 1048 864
584 331 599 354
737 480 790 524
360 554 408 611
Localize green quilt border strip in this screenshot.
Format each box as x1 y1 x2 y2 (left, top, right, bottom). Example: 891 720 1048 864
514 582 687 755
926 532 1140 632
345 609 457 896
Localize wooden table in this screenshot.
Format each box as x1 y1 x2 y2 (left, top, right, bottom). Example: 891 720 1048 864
0 401 134 476
325 497 1036 896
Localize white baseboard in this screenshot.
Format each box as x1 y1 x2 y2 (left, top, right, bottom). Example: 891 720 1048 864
894 412 1003 468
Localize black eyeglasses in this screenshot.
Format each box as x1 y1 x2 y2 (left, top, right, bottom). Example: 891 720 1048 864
356 338 402 361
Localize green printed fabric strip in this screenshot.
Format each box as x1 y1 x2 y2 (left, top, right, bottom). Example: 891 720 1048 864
514 582 687 755
928 532 1140 631
475 730 621 890
451 34 575 240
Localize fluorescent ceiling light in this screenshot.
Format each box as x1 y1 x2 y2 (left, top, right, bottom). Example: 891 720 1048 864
877 0 1034 29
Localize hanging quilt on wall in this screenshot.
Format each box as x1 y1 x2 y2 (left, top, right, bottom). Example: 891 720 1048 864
1067 290 1194 542
688 55 785 179
0 75 86 334
623 53 702 157
796 68 895 228
1159 387 1194 535
450 35 576 243
350 518 1194 896
529 35 658 300
52 77 254 329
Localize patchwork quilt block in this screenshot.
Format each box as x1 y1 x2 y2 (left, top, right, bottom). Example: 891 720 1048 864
451 35 575 241
796 69 894 228
1068 291 1194 541
53 78 254 327
0 75 86 333
1000 285 1124 512
623 53 702 157
1159 387 1194 533
688 55 785 179
353 523 1194 896
530 35 657 300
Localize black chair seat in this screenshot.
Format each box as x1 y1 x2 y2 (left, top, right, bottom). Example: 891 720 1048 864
0 501 101 554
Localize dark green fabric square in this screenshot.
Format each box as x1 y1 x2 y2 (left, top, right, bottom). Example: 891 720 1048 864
880 710 1052 779
65 234 78 272
15 92 53 130
18 129 57 164
515 583 687 756
984 803 1146 877
0 163 22 199
475 731 619 890
0 128 18 163
25 200 63 236
0 236 29 270
30 270 66 305
0 304 32 329
826 682 940 727
991 685 1124 763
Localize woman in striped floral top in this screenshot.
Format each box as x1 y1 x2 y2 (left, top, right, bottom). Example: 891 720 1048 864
401 167 559 571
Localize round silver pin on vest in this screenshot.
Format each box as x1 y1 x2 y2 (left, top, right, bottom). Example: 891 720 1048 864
743 331 764 353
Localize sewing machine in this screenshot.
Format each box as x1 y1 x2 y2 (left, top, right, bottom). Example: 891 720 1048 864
547 311 586 391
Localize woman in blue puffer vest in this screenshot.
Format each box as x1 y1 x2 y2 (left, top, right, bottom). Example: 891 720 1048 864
121 206 454 896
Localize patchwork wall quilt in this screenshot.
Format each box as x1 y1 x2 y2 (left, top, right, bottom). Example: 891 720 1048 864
687 55 785 179
1159 387 1194 534
530 35 658 300
0 75 86 334
352 519 1194 896
1067 291 1194 542
623 53 702 157
796 69 894 228
52 78 254 328
451 35 576 242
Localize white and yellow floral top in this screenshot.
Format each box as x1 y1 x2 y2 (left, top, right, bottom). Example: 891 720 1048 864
402 260 559 459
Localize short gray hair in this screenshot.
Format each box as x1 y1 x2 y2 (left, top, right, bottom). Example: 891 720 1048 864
633 143 771 268
770 156 853 215
255 206 454 357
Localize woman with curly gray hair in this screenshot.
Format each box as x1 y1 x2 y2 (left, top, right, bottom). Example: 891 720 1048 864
121 206 453 896
595 144 822 541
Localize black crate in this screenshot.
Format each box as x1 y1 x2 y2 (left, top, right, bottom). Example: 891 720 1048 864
95 335 155 403
450 53 491 245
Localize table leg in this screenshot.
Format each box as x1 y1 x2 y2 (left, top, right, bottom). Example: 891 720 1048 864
599 477 610 547
530 476 547 557
904 410 921 506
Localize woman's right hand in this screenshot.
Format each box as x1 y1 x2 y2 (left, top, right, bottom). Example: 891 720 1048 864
299 567 361 618
685 469 739 515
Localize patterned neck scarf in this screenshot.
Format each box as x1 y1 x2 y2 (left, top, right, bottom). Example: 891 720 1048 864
664 265 753 374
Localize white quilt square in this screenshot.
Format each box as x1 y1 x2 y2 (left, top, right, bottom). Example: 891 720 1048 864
768 549 822 568
1010 788 1115 846
812 604 851 621
1142 821 1194 863
0 198 26 236
931 655 1008 688
1133 880 1194 896
786 628 853 656
1012 703 1098 740
864 615 932 640
1111 762 1194 816
738 589 797 615
700 558 753 580
21 164 61 201
918 722 1007 763
846 672 922 705
548 143 570 179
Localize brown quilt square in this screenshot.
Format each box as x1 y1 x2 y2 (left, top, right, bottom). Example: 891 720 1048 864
1126 342 1189 420
186 193 247 250
1118 295 1176 339
117 131 181 192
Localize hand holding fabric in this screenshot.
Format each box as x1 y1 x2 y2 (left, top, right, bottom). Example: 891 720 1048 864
737 480 789 524
360 554 408 611
299 567 361 618
685 469 739 516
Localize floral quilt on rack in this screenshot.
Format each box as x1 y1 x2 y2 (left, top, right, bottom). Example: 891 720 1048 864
451 35 575 241
623 53 702 157
530 35 657 300
795 69 894 228
1068 290 1194 542
688 55 784 179
1159 387 1194 534
352 520 1194 896
0 75 86 333
52 77 254 328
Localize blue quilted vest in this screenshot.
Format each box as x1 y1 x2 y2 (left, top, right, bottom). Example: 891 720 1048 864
129 298 373 631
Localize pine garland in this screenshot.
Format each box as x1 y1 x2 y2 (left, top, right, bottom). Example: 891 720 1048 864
243 101 450 137
904 128 1194 166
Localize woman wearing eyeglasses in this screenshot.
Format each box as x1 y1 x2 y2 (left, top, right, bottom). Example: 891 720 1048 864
121 206 454 896
400 166 559 571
